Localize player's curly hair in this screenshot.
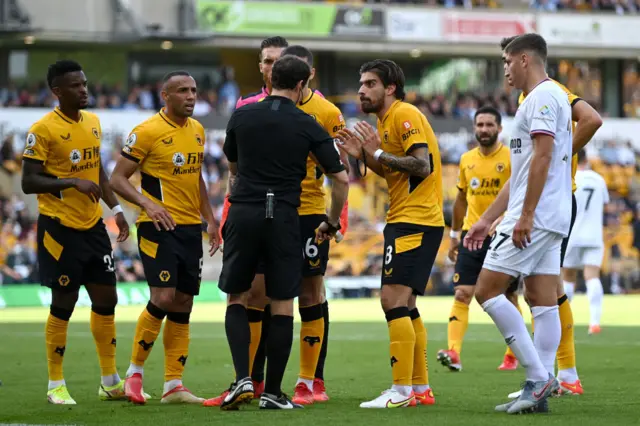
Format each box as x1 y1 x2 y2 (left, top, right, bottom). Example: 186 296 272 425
46 60 82 89
359 59 406 101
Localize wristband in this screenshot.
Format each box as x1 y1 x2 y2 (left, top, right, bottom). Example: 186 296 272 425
449 230 460 239
373 149 384 161
112 205 124 216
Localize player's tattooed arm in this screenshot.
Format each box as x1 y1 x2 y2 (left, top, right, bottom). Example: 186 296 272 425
377 146 431 177
22 159 102 202
227 162 238 197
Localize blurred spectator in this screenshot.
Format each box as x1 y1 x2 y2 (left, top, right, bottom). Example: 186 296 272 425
113 241 145 283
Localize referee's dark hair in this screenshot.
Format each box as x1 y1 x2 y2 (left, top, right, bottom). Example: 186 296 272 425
578 148 588 164
281 45 313 66
359 59 406 101
271 55 311 91
474 106 502 125
503 33 548 63
47 60 82 89
259 36 289 59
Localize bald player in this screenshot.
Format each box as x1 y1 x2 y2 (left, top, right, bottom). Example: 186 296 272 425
110 71 220 405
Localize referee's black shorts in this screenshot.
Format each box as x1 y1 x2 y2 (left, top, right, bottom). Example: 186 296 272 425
560 193 578 267
219 202 302 300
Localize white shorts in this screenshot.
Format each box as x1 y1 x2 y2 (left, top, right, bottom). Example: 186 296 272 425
482 217 564 278
562 245 604 269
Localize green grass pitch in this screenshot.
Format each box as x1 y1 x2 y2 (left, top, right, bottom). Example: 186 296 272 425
1 295 639 425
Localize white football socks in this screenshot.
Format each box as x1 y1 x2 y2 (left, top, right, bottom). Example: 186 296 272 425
531 305 561 377
126 363 144 378
101 373 121 387
48 379 65 390
482 294 548 382
163 379 182 395
391 385 413 397
296 377 314 390
586 277 604 327
563 281 575 302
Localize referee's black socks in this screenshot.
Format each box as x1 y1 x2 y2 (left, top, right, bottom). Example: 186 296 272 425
225 304 251 381
265 314 294 396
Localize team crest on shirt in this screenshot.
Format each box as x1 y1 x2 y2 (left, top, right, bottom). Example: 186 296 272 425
172 152 185 167
538 105 550 116
92 128 100 139
26 133 36 148
453 273 460 283
69 149 82 164
496 163 505 173
126 133 137 147
470 177 480 190
195 135 204 146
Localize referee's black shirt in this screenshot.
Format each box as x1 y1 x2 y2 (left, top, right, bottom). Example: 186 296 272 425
224 95 345 207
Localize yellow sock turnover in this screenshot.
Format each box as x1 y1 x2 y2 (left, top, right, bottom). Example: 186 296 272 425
410 308 429 386
448 300 469 354
90 306 117 377
46 307 72 382
556 294 576 372
131 302 165 367
386 307 415 386
299 304 325 381
163 312 191 382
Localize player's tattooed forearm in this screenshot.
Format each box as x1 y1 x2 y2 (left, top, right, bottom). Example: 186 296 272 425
228 173 238 196
378 152 430 177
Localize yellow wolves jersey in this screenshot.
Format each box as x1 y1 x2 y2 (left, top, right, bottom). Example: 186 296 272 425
519 79 580 193
457 145 511 231
297 90 346 216
122 110 205 225
377 100 444 227
23 108 103 230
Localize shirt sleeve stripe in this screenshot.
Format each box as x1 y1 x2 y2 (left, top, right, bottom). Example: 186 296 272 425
22 157 44 165
530 130 556 138
406 143 428 155
121 151 141 163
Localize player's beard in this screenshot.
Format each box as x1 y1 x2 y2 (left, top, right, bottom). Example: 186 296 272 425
475 132 498 147
360 96 382 114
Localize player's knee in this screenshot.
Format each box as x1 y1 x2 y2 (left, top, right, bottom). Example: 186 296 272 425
173 291 194 312
562 268 578 283
51 289 79 311
247 274 268 308
227 292 248 307
454 287 474 305
504 290 518 307
150 288 176 311
583 266 600 281
380 285 410 312
299 276 323 307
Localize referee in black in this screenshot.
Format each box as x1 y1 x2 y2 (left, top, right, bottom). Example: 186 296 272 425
218 55 349 410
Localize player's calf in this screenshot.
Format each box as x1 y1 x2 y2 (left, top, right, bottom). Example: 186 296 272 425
439 285 473 371
295 275 325 404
